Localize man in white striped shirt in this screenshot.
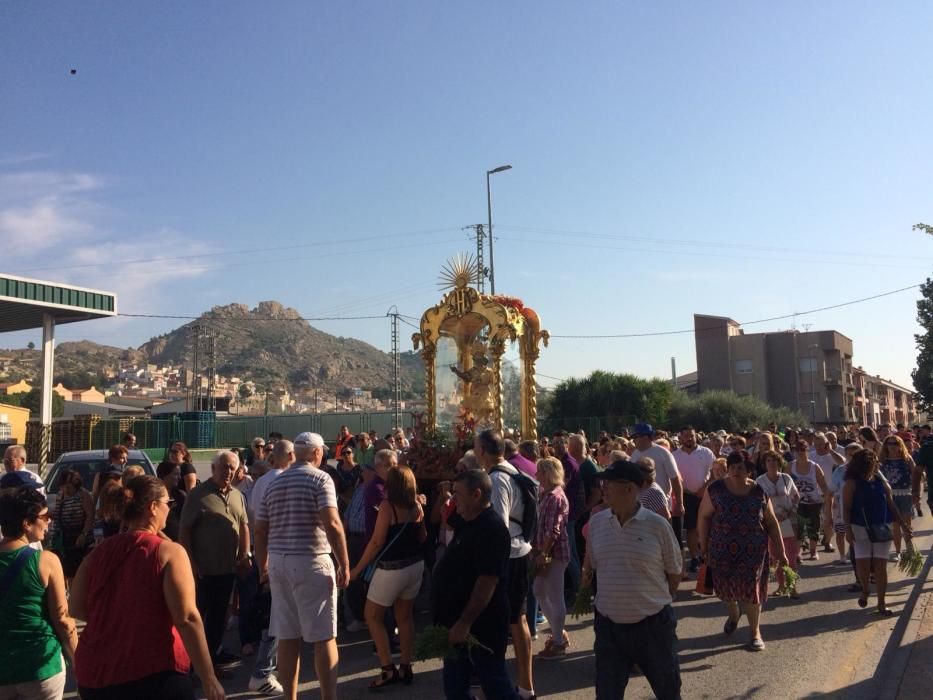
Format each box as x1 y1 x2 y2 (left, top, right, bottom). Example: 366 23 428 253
586 459 683 699
254 432 349 700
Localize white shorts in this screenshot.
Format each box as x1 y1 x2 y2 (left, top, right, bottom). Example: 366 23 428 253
269 552 337 643
850 524 892 560
366 560 425 607
0 668 66 700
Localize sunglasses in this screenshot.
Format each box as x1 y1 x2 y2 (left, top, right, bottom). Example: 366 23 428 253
35 512 51 522
342 450 352 456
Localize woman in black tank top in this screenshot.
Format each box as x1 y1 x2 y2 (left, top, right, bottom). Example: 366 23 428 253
349 465 427 690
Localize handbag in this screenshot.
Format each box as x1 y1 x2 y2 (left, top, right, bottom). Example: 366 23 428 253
860 506 893 543
362 519 410 583
695 559 714 595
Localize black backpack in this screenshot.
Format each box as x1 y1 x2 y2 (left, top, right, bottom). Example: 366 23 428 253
490 465 539 543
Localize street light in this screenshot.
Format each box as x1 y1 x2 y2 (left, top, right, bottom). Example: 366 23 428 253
486 164 512 295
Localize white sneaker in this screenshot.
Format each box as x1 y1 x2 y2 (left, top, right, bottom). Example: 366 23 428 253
345 619 367 633
248 674 284 696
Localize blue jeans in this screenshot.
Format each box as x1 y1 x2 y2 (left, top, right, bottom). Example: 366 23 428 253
442 646 518 700
594 606 681 700
250 627 278 680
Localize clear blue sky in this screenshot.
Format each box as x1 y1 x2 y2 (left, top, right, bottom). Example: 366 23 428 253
2 2 932 389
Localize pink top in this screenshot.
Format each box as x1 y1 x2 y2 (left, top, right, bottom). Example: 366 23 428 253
534 486 570 562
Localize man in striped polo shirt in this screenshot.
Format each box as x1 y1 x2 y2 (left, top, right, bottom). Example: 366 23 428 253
585 459 683 700
254 432 350 700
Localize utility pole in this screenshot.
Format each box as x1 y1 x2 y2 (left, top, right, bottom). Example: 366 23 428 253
462 225 487 292
387 306 402 428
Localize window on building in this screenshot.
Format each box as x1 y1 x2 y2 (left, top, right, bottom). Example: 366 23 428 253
799 357 818 373
735 359 753 374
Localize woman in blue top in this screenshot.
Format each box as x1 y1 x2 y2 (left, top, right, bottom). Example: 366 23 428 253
842 448 912 615
878 435 921 560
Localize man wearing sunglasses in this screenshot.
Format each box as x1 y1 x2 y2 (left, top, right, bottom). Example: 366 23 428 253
0 445 44 495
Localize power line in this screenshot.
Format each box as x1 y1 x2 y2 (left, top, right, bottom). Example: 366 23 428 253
549 283 922 339
118 312 392 322
17 227 463 273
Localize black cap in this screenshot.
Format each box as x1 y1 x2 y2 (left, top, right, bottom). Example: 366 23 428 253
597 459 644 486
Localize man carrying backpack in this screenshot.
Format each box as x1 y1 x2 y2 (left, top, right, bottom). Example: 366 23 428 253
475 429 537 700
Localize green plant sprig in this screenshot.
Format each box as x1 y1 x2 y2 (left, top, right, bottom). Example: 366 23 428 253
570 583 593 619
414 625 492 661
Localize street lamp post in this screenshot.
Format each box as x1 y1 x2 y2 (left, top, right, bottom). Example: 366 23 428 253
486 164 512 295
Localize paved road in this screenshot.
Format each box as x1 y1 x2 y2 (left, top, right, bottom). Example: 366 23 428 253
60 461 932 698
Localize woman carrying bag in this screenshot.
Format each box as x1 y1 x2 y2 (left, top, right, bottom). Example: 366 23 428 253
842 448 912 615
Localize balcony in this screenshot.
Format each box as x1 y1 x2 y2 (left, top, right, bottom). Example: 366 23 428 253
824 370 842 385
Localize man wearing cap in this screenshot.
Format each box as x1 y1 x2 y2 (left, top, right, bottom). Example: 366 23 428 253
630 424 684 540
586 460 683 699
254 432 349 700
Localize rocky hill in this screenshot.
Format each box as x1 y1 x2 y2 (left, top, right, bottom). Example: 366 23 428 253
0 301 424 396
139 301 424 395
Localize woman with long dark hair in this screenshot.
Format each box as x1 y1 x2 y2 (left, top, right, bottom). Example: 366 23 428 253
158 442 197 493
70 476 224 700
843 449 912 615
52 468 94 587
350 465 427 689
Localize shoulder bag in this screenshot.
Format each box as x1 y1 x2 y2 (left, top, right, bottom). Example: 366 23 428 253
362 518 410 584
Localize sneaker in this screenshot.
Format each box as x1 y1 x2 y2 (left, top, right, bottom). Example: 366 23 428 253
248 674 284 696
535 612 546 625
891 551 901 562
345 619 367 633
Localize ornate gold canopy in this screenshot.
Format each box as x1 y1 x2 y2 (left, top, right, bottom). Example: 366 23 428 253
412 268 548 438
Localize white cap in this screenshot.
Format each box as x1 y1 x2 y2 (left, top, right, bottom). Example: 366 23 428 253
293 432 325 448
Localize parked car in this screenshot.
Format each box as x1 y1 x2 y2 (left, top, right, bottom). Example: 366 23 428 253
44 449 156 510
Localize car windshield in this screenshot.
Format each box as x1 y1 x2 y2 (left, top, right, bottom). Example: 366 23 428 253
47 459 151 493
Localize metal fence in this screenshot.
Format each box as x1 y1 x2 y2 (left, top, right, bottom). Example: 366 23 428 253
87 410 418 451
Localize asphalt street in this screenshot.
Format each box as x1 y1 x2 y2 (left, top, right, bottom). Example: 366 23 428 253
58 459 933 699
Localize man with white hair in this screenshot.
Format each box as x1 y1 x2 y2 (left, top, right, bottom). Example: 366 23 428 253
180 449 251 670
255 432 349 700
0 444 44 494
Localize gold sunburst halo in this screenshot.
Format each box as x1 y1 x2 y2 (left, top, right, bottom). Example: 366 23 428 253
438 252 480 290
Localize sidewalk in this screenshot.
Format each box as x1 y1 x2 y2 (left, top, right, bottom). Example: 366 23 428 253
895 540 933 699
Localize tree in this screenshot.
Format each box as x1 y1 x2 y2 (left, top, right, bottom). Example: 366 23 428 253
547 371 674 431
665 390 808 432
3 388 64 418
26 342 35 350
912 277 933 411
912 223 933 411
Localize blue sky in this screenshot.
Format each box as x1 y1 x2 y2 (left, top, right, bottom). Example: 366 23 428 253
2 2 932 390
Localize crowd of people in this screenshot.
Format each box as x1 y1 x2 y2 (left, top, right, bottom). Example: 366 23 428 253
0 418 930 699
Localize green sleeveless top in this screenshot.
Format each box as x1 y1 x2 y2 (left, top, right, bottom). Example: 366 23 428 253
0 547 63 684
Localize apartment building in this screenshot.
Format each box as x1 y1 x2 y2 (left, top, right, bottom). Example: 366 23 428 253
852 368 919 427
694 314 858 425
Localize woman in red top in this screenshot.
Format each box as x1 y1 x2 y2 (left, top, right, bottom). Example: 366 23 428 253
69 476 224 700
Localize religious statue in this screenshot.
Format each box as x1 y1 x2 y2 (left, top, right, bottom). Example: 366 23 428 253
450 341 496 427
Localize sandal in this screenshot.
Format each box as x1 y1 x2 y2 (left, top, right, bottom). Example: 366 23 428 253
399 663 414 685
724 616 739 635
858 592 869 609
748 637 766 652
369 665 399 691
876 607 894 617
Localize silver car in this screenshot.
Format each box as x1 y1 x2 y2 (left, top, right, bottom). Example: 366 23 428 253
44 449 156 510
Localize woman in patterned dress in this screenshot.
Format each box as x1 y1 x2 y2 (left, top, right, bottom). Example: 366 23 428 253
697 450 788 651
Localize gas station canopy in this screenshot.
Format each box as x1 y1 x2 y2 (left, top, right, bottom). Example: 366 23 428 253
0 273 117 472
0 274 116 331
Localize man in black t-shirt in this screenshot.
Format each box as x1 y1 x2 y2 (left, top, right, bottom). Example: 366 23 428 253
433 469 518 700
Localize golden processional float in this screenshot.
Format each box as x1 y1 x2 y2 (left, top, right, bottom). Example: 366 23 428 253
411 254 549 445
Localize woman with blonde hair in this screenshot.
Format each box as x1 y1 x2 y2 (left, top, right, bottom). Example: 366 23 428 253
532 456 571 659
878 435 921 559
750 433 775 478
350 466 427 689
